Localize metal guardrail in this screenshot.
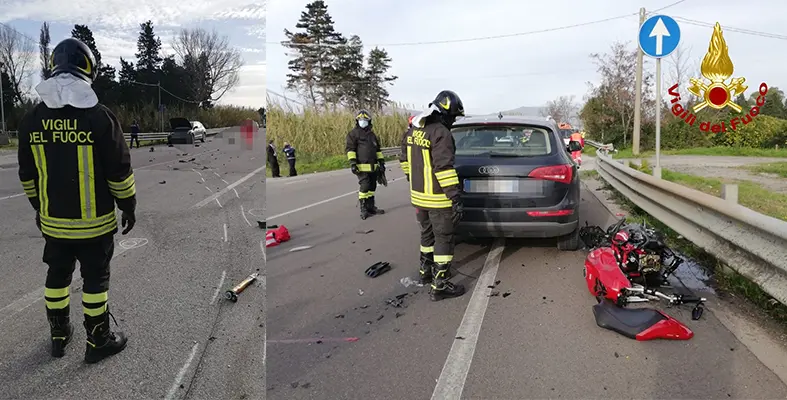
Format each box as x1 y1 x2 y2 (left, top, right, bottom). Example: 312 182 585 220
594 147 787 306
585 139 616 153
381 147 400 157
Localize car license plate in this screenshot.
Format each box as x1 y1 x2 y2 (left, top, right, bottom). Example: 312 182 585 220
464 179 534 194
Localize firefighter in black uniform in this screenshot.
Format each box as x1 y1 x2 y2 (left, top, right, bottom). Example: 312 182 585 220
17 38 134 363
401 91 466 301
346 109 385 220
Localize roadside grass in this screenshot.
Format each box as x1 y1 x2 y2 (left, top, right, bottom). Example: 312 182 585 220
743 161 787 179
608 146 787 159
0 138 18 149
593 173 787 325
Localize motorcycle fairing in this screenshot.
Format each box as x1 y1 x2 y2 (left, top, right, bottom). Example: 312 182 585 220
593 299 694 341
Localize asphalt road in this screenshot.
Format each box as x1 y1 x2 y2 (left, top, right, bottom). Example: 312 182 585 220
265 159 787 399
0 128 265 399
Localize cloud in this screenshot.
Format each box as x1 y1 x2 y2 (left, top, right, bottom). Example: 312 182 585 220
267 0 786 114
220 63 266 108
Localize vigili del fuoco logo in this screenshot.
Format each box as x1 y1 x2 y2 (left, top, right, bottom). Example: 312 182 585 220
668 22 768 134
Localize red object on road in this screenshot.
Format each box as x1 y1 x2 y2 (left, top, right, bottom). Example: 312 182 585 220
266 225 291 247
241 119 257 150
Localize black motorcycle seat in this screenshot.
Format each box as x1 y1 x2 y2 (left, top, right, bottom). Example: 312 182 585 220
593 299 666 339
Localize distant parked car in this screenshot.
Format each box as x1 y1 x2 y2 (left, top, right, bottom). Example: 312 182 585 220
167 117 205 145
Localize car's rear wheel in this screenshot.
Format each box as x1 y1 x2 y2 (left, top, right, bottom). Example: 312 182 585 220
557 227 580 251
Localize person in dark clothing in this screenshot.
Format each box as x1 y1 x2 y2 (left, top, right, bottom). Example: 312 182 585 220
17 38 133 362
346 109 386 220
267 140 280 177
401 90 466 301
129 120 140 148
283 142 297 177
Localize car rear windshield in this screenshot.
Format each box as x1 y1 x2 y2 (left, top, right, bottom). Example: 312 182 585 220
452 125 554 157
559 129 573 139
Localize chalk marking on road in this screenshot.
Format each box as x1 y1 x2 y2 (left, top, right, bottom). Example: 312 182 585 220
210 271 227 305
285 178 307 185
214 172 221 178
240 205 253 227
165 342 200 400
193 165 265 209
0 193 24 201
191 168 202 176
431 239 505 400
233 188 239 198
223 223 228 242
221 178 229 185
200 177 205 183
0 240 141 322
267 177 404 221
205 186 213 193
260 239 267 263
215 198 222 208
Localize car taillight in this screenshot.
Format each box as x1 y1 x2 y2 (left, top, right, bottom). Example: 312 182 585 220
528 164 572 184
527 209 574 217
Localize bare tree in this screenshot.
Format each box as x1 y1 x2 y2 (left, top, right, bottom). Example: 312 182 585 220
541 95 579 123
39 22 52 80
667 44 694 102
0 25 35 103
172 28 243 103
586 42 654 146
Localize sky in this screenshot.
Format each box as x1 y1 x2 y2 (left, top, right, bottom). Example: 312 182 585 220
0 0 266 108
267 0 787 115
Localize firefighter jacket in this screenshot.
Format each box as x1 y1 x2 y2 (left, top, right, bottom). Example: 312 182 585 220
402 118 460 209
345 126 384 172
399 127 412 178
17 103 137 242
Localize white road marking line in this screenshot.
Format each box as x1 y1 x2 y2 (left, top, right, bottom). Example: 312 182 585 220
210 271 227 305
0 193 24 201
193 165 265 208
260 240 267 263
215 198 222 208
191 168 202 176
223 223 228 242
165 342 200 400
233 188 239 198
267 176 404 221
0 244 133 322
240 205 253 227
431 239 505 400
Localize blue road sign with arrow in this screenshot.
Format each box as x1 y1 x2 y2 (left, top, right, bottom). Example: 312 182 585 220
638 15 681 58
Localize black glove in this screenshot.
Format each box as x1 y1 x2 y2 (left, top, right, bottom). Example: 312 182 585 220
350 163 359 175
378 160 385 171
35 212 41 232
451 198 464 225
121 210 136 235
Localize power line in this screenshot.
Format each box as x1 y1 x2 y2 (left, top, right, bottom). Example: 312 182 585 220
128 80 203 104
269 0 686 48
669 16 787 40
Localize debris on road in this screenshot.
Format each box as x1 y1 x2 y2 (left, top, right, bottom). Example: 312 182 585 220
365 261 391 278
395 312 405 318
356 229 374 234
455 336 465 340
385 293 409 308
334 314 345 319
488 291 500 297
289 246 312 252
376 314 384 321
159 180 166 184
266 225 291 248
400 277 425 288
502 292 511 298
358 289 364 296
224 272 259 302
257 221 266 229
149 147 154 152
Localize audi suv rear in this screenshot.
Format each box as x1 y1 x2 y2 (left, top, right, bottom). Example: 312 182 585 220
452 115 583 250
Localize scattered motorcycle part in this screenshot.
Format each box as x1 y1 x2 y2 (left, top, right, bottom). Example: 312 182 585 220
225 272 260 302
365 262 391 278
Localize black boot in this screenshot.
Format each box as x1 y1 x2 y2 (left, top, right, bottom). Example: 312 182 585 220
429 263 466 301
366 196 385 215
84 311 128 364
47 307 73 358
359 199 369 220
418 252 435 285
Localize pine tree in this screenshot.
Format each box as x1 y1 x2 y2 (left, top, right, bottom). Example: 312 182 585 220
282 0 345 107
135 21 163 105
329 35 365 110
364 47 397 111
39 22 52 80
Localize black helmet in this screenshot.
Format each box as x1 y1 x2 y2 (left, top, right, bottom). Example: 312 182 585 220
51 38 97 83
430 90 465 117
355 109 372 122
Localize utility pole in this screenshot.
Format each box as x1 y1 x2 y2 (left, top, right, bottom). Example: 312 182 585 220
632 7 646 155
0 62 5 135
158 81 163 133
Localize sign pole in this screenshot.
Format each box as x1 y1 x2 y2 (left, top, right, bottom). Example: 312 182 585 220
654 58 662 178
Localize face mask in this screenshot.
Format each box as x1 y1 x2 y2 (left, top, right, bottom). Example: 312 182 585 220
358 120 369 128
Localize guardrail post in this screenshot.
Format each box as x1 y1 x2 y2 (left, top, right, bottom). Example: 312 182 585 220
652 166 662 179
721 183 739 204
623 160 631 168
631 158 642 168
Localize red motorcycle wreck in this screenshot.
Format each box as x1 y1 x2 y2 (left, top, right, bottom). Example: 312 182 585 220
579 218 706 341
